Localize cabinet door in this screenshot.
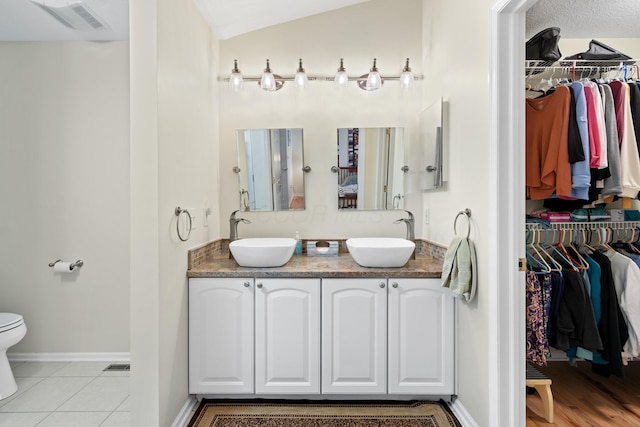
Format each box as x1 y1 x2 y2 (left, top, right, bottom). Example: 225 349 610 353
388 278 455 394
322 278 387 394
255 278 320 394
189 278 254 394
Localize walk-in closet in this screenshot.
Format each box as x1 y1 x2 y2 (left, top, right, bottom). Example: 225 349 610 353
524 0 640 424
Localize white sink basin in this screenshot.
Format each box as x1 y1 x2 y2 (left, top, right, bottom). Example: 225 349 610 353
346 237 416 268
229 238 297 268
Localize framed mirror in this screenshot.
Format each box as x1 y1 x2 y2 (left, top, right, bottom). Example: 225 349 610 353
420 97 447 190
336 127 405 210
235 128 305 211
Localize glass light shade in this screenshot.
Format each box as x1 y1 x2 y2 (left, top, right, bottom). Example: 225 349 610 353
400 70 414 89
229 72 244 90
294 59 308 88
365 58 382 91
365 71 382 90
260 59 276 91
294 71 308 88
229 59 243 90
399 58 414 89
334 58 348 88
261 72 276 91
334 70 348 88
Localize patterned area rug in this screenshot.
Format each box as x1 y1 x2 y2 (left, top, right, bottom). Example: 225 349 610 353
187 400 461 427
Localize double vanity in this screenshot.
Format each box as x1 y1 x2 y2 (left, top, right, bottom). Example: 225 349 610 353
187 237 455 400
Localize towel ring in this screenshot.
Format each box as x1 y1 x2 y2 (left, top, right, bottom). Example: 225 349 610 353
175 207 192 242
454 208 472 239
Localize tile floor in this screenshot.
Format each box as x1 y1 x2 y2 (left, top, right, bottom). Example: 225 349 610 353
0 361 129 427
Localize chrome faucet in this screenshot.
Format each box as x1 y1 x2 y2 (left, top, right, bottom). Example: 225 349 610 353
229 210 251 242
394 210 416 259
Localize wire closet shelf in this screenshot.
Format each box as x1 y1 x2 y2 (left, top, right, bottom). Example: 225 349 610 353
525 59 640 78
526 221 640 231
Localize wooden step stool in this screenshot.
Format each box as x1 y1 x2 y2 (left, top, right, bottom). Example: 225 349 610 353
526 363 554 423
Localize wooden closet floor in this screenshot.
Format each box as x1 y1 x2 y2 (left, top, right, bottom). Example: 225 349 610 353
527 360 640 426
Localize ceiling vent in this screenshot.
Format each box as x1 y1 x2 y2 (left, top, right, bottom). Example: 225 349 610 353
31 0 109 30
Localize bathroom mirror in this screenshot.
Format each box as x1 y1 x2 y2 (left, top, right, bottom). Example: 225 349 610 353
236 128 305 211
420 97 447 190
336 127 405 210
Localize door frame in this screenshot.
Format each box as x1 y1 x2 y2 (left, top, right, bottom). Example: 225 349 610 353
489 0 538 425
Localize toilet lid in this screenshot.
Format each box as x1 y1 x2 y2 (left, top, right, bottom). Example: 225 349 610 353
0 313 24 333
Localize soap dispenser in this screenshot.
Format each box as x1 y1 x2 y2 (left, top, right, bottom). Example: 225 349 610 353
294 231 303 255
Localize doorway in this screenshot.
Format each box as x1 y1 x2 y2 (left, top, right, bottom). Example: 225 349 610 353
492 0 640 424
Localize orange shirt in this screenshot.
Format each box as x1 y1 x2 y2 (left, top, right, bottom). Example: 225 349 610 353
526 86 572 200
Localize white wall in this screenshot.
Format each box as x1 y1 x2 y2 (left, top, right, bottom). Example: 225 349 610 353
422 0 493 424
130 0 219 424
0 41 130 354
218 0 423 240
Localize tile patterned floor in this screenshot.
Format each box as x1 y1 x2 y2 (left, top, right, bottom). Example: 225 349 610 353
0 361 129 427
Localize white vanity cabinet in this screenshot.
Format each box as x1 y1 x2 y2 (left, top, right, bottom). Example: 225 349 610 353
189 277 320 395
254 278 321 394
322 278 388 394
189 276 454 397
388 278 455 395
189 277 254 394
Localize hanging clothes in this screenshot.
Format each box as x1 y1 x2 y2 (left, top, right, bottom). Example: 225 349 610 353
569 82 591 200
526 271 550 365
610 81 640 198
601 248 640 359
600 84 622 196
555 268 603 353
587 250 626 377
526 86 573 200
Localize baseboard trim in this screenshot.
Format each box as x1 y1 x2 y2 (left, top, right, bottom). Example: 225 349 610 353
8 352 130 362
171 396 199 427
449 398 478 427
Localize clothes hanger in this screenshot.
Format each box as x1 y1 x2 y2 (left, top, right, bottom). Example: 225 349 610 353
623 227 640 254
535 229 562 272
595 227 615 251
579 228 596 253
549 229 581 272
567 229 590 270
526 231 551 273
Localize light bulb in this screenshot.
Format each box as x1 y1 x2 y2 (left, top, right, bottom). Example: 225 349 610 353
334 58 349 88
294 58 308 89
400 58 414 89
229 59 243 90
260 59 276 91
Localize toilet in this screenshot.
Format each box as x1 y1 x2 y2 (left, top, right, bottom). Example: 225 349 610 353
0 313 26 400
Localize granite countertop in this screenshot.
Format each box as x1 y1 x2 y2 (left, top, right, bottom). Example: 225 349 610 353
188 252 443 279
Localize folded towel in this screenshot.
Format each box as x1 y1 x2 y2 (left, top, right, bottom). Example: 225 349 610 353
441 237 477 303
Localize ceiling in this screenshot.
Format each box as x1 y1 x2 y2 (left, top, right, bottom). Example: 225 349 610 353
0 0 128 41
526 0 640 39
0 0 367 42
0 0 639 42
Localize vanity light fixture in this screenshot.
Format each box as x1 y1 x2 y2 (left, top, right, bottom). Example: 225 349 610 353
224 57 421 91
229 59 244 90
400 58 414 89
360 58 383 91
334 58 349 88
294 59 309 89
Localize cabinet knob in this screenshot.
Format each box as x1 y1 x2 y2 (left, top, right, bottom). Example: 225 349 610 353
243 281 250 288
392 282 398 288
379 282 386 288
257 283 263 289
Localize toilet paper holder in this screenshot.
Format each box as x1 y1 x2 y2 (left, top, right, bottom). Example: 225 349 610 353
48 259 84 270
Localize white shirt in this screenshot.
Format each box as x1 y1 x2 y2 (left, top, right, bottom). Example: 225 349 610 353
604 250 640 358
